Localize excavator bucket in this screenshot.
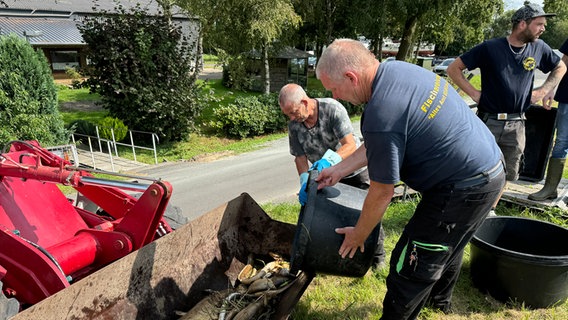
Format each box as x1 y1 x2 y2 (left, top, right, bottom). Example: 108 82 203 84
11 193 314 320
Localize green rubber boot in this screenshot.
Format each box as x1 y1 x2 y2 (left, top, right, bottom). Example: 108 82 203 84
528 158 566 201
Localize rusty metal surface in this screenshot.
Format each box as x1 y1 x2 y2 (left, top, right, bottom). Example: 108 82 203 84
13 193 311 320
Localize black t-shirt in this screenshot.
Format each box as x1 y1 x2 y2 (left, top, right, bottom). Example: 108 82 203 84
460 38 561 113
555 39 568 103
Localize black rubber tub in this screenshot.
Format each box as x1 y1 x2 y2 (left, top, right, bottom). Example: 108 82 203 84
470 216 568 308
290 171 380 277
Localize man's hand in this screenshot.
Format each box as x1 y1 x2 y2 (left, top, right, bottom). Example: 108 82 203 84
310 158 332 171
315 166 342 189
470 90 481 104
541 89 556 110
335 226 365 259
310 149 342 172
532 87 549 105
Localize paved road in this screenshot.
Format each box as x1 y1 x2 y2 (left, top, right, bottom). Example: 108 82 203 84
132 137 300 221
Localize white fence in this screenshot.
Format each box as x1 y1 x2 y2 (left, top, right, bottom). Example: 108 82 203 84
68 126 159 172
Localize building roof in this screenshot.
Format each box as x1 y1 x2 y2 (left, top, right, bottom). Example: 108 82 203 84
0 0 181 16
274 47 314 59
248 46 314 59
0 0 196 46
0 16 83 45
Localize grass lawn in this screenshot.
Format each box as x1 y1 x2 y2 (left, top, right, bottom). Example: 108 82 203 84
57 84 101 103
262 198 568 320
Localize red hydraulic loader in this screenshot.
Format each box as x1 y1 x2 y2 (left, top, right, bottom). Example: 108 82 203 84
0 140 312 319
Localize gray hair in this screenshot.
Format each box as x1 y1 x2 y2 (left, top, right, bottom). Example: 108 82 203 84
316 38 376 81
278 83 307 107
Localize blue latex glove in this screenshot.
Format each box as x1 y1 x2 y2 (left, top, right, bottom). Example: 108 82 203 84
310 149 342 172
310 158 332 171
298 172 309 206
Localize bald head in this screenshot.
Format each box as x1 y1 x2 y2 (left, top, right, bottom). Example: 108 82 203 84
316 38 376 81
279 83 308 109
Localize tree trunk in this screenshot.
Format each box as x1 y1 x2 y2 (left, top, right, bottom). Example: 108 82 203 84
396 15 419 61
325 0 336 45
194 25 204 79
262 45 270 94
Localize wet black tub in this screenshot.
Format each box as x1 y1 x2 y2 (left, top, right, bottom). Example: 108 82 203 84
470 216 568 308
290 171 380 277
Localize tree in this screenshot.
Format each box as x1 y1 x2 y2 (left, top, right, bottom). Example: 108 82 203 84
411 0 501 57
383 0 441 60
79 4 204 142
293 0 359 60
0 34 67 147
484 10 514 40
542 0 568 48
347 0 395 58
176 0 300 93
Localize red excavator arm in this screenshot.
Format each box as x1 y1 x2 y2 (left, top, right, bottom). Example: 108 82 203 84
0 140 173 309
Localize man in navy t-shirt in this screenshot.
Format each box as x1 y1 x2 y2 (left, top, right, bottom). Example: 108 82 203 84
315 38 505 319
448 3 566 184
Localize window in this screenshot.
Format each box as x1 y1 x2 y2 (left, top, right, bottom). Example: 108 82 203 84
288 58 307 87
50 50 80 71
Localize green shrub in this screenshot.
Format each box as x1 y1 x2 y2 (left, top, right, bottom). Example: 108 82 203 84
79 5 205 143
257 93 288 133
98 117 128 141
210 95 287 139
304 88 362 115
0 34 68 147
65 66 81 80
67 119 97 137
305 88 331 99
65 67 86 89
222 54 259 91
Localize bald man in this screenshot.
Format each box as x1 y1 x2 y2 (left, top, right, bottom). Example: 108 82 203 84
279 83 386 269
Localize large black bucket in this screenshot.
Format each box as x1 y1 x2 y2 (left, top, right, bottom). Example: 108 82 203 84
519 105 557 182
290 171 380 277
470 216 568 308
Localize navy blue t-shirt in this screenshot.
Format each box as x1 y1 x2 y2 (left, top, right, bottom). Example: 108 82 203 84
555 39 568 103
460 38 560 114
362 61 501 192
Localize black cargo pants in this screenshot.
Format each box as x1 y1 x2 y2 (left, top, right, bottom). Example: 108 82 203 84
380 163 505 320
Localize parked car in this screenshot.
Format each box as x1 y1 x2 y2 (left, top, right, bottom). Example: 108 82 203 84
432 58 455 76
308 57 317 69
431 57 444 66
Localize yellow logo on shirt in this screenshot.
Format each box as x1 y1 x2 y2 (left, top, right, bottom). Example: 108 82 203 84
523 57 536 71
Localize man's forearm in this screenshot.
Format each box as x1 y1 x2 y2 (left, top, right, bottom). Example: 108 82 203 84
539 61 567 94
333 146 367 178
447 66 479 102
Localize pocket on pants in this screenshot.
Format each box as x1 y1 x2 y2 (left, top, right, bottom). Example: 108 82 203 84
395 240 450 282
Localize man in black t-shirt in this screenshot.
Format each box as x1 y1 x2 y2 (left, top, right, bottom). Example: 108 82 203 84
448 3 566 184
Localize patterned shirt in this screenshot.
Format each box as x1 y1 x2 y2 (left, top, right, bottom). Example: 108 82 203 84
288 98 364 176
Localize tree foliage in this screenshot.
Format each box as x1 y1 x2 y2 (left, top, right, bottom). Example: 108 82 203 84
79 3 204 142
542 0 568 48
0 34 67 147
425 0 502 56
176 0 300 93
484 9 514 40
